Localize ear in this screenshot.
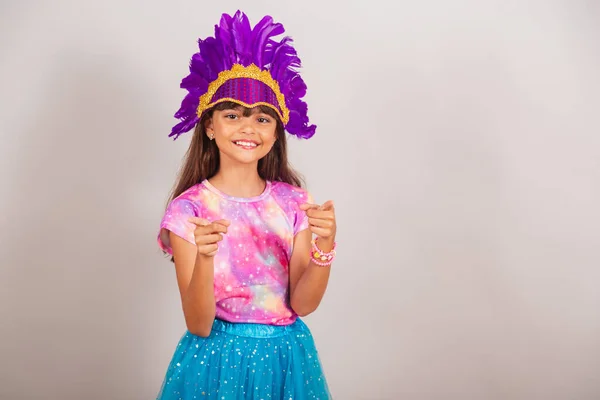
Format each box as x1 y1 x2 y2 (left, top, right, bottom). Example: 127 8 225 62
204 116 214 135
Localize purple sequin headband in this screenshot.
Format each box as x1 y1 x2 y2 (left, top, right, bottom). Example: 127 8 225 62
169 11 316 140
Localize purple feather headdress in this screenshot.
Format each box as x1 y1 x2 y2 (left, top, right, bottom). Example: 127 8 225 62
169 11 316 140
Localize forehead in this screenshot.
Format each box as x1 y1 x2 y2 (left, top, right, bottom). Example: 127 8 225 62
221 105 270 115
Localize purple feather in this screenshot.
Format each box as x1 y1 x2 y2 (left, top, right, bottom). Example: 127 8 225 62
289 75 306 98
230 11 253 65
174 89 202 118
169 116 199 139
269 38 300 81
216 14 237 67
198 37 225 80
214 26 235 68
251 16 285 68
286 96 315 139
288 112 316 139
180 72 209 91
190 51 211 82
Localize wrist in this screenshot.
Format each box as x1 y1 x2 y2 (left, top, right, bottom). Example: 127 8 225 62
310 237 337 267
315 236 335 253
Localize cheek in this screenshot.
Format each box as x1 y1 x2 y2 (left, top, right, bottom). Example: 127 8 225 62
214 121 235 138
263 127 277 144
262 131 277 152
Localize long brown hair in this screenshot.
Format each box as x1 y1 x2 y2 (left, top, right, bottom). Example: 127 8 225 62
166 101 304 206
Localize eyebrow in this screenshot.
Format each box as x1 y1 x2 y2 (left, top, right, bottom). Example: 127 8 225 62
222 107 271 117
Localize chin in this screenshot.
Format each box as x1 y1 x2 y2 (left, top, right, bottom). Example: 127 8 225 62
222 151 266 165
224 145 270 163
236 157 262 165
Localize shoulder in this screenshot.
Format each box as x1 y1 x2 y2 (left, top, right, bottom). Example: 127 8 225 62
158 183 207 254
170 182 211 205
164 182 211 216
175 182 205 201
269 181 314 234
270 181 313 205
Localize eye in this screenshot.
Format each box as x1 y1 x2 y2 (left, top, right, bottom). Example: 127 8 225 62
257 117 271 123
225 113 239 120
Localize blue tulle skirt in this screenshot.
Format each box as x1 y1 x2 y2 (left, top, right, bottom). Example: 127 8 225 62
157 318 331 399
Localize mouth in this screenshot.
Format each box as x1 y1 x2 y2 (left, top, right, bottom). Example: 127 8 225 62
233 140 259 150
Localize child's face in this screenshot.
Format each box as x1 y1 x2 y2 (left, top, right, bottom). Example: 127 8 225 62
207 106 278 166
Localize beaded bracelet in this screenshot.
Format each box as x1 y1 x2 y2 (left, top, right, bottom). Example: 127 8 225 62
310 238 337 267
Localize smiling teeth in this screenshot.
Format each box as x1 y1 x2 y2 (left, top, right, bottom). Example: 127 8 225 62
235 141 257 147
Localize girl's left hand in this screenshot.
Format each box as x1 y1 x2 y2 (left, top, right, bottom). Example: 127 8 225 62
300 200 336 246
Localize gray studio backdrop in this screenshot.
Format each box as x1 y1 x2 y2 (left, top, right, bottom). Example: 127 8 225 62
1 0 599 399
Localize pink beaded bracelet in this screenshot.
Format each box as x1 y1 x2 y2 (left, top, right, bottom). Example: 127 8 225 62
310 238 336 267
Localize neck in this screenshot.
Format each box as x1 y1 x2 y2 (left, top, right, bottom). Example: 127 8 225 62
209 161 266 198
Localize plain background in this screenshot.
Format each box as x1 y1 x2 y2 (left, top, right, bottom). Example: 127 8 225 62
1 0 599 399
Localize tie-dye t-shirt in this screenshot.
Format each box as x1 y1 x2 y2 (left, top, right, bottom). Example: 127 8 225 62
157 179 312 326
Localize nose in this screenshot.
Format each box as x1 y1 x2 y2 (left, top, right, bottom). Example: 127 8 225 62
239 116 256 135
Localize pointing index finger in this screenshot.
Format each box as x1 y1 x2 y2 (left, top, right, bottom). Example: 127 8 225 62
188 217 231 227
320 200 335 211
188 217 210 226
212 219 231 228
300 203 320 211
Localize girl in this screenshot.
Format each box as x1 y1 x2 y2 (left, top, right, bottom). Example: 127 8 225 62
156 11 336 399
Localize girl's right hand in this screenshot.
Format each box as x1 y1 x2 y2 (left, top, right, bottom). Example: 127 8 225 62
187 217 230 257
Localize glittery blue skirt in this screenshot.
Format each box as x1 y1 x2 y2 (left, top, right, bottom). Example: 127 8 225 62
157 318 331 399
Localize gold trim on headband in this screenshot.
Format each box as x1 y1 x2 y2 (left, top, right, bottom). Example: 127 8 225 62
205 98 286 122
196 64 290 124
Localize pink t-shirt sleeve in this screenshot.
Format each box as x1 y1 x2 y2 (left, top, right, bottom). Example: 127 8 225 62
293 189 314 236
157 197 200 255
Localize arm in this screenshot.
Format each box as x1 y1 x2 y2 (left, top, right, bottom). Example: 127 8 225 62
289 200 337 317
289 229 334 316
170 232 216 337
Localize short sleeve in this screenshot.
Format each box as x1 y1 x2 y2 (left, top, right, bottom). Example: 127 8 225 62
157 197 200 255
293 190 314 236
